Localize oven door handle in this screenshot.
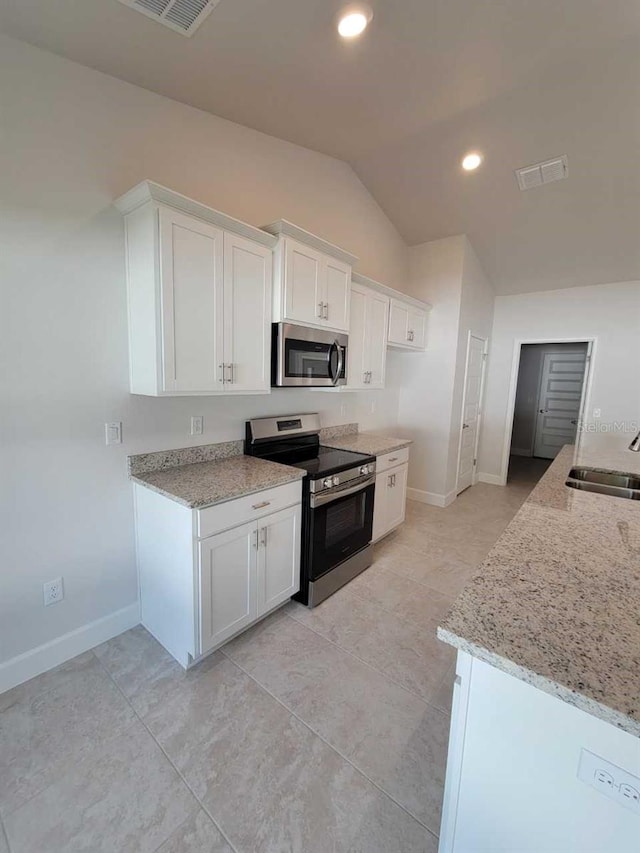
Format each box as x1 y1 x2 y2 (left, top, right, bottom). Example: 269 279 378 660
310 476 375 508
329 340 344 386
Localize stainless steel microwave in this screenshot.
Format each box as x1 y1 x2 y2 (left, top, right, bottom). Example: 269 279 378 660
272 323 348 387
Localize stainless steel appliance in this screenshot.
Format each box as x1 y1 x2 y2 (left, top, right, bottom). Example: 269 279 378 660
245 413 375 606
272 323 347 387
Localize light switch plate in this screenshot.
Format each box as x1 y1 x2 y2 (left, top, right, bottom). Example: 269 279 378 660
105 422 122 445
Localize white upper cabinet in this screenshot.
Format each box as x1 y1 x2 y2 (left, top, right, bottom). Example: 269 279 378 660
223 232 272 394
159 208 224 394
115 181 275 396
264 221 357 333
283 238 324 324
346 282 389 390
388 298 429 350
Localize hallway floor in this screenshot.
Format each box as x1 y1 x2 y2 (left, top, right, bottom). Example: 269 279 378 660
0 479 537 853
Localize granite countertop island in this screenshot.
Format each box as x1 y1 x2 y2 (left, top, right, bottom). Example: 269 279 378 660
438 444 640 737
128 441 304 510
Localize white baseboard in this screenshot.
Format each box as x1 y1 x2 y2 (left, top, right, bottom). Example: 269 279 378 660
477 472 506 486
0 603 140 695
407 487 457 508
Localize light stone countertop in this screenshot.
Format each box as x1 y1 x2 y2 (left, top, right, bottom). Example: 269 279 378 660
438 444 640 737
130 455 305 509
322 432 412 456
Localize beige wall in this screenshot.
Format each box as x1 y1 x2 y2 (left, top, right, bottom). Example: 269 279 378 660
0 34 408 671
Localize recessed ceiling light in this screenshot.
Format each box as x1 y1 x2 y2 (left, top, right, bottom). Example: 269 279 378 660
337 5 373 38
462 152 483 171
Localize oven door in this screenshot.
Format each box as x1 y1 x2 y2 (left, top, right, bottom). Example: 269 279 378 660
273 323 347 387
308 478 375 580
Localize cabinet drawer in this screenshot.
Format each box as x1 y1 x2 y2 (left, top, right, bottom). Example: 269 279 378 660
196 480 302 539
376 447 410 473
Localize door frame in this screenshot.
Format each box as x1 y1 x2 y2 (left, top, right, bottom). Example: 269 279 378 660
455 332 489 495
499 337 596 486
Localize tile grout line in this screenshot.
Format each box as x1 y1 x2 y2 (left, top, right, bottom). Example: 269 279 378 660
283 608 452 714
218 645 441 843
92 652 240 853
336 580 453 636
0 814 11 853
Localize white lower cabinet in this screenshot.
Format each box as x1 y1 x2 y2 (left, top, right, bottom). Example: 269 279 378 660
134 479 302 667
372 449 409 542
199 503 301 656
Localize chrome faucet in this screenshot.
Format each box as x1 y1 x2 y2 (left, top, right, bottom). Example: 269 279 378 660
629 430 640 452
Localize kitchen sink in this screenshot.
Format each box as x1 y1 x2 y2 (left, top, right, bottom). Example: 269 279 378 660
565 467 640 500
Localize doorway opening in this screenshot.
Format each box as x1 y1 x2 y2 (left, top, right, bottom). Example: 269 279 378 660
507 341 591 485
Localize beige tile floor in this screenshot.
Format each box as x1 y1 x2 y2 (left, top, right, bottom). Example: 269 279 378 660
0 472 539 853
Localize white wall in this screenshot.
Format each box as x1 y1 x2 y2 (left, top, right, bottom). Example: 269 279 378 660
0 35 409 672
396 236 494 504
479 281 640 482
395 236 465 504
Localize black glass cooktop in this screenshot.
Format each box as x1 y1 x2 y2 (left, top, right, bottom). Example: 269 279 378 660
290 445 374 478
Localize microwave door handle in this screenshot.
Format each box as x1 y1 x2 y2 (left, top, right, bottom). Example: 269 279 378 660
330 340 344 386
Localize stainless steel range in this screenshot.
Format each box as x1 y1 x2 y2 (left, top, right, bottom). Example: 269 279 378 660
245 413 376 607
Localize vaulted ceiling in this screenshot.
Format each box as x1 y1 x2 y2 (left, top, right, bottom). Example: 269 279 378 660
2 0 640 293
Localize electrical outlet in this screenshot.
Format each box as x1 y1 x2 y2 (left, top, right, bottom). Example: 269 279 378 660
578 749 640 814
190 416 203 436
43 577 64 607
105 422 122 445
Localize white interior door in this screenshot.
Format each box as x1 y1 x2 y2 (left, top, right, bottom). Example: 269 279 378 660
533 350 587 459
457 334 487 494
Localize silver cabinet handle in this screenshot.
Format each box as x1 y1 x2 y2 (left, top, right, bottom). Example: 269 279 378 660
225 363 234 384
260 526 268 547
388 474 393 488
388 456 398 462
323 302 329 320
368 371 372 383
363 371 368 384
317 302 324 319
218 363 225 383
252 500 271 510
462 423 470 429
253 529 259 549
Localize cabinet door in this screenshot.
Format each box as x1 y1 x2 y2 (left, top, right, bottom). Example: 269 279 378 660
284 238 324 325
346 284 368 389
223 233 272 393
407 307 427 349
372 470 390 542
388 299 410 346
159 207 224 393
324 257 351 332
198 520 257 655
386 464 408 532
368 291 389 388
257 504 301 615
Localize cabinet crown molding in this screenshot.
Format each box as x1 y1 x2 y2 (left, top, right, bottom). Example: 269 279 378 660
262 219 358 267
351 272 432 312
114 180 277 249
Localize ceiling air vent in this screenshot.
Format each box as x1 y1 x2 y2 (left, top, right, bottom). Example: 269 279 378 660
116 0 222 36
515 155 568 191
